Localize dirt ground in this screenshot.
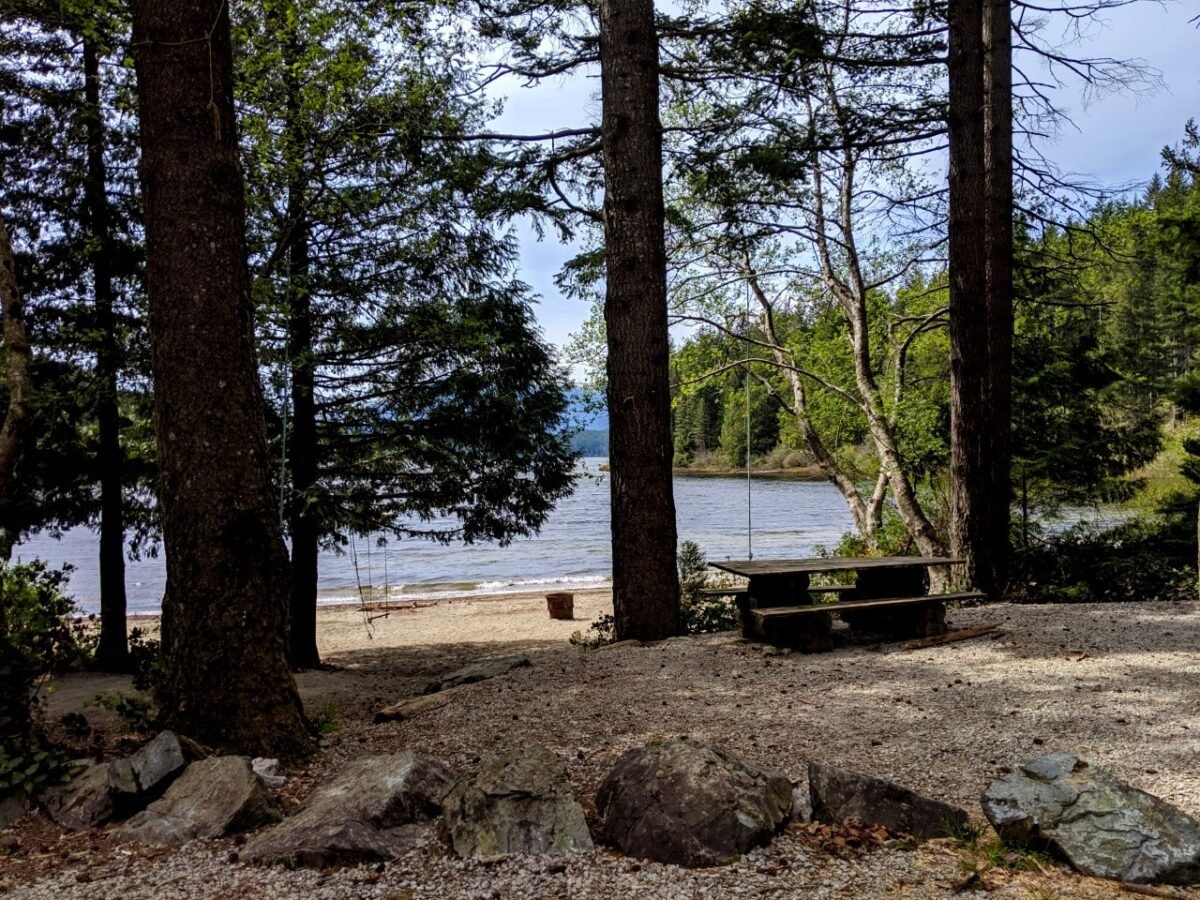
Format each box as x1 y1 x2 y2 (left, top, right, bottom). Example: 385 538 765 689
5 593 1200 898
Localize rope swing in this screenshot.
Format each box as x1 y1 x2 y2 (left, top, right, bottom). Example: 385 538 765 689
745 276 754 560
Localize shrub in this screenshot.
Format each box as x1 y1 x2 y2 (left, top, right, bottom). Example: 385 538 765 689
679 540 738 633
0 561 92 799
569 613 615 649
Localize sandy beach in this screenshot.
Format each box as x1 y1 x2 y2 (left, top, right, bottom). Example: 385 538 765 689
6 592 1200 898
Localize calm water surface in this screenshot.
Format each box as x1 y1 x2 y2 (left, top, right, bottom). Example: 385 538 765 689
16 459 854 615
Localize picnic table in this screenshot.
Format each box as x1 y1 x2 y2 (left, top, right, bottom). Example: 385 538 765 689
707 556 982 651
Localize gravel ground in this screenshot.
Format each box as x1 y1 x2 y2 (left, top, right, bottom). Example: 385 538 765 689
4 597 1200 898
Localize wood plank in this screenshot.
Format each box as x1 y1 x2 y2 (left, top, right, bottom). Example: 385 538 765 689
698 584 852 597
710 556 963 578
752 591 983 621
900 623 1002 650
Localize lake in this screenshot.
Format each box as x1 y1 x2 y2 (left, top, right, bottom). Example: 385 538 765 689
15 459 855 615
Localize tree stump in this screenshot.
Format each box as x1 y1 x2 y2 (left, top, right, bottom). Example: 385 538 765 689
546 592 574 620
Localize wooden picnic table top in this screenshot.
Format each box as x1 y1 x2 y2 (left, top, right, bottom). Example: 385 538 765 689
709 556 963 579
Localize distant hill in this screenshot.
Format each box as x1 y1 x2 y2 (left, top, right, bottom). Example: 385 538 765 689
570 429 609 456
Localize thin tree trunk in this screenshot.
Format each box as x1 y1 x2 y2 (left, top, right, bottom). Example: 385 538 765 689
984 0 1014 599
599 0 680 640
287 212 320 669
84 37 130 672
130 0 313 758
275 6 322 670
0 217 32 498
948 0 991 595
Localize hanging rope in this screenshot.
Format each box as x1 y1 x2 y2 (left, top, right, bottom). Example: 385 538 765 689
277 367 289 529
745 277 754 560
350 533 376 639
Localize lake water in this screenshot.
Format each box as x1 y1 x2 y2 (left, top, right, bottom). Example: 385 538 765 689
15 459 855 615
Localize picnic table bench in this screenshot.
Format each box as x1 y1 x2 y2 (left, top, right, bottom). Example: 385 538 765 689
708 556 982 651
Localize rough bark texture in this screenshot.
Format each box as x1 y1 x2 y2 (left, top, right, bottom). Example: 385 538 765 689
983 0 1014 598
0 217 33 498
598 0 680 640
947 0 990 596
84 37 131 671
130 0 313 759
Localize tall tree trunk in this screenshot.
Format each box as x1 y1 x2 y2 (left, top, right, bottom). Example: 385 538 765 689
286 212 320 669
947 0 991 595
275 5 322 670
84 37 130 672
130 0 313 759
984 0 1014 598
0 217 32 498
598 0 680 640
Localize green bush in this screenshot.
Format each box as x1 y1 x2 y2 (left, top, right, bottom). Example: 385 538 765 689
0 561 92 799
1008 518 1193 604
679 541 739 634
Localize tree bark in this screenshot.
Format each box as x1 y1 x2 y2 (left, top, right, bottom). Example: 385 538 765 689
275 6 322 670
286 210 320 669
598 0 680 640
130 0 313 758
83 37 130 672
0 218 32 499
984 0 1014 598
947 0 991 595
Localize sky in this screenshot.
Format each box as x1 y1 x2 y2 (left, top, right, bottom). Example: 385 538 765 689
488 2 1200 366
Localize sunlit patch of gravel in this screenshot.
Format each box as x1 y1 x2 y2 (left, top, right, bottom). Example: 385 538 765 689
7 599 1200 898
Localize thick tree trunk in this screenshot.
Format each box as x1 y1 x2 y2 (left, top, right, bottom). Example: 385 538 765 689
0 218 32 497
948 0 991 596
84 38 130 672
130 0 313 759
598 0 680 640
984 0 1014 598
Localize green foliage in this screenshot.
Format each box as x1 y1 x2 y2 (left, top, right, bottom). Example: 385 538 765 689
569 614 615 650
1008 519 1193 605
678 540 739 633
85 690 157 734
127 627 164 694
308 702 341 736
0 561 92 799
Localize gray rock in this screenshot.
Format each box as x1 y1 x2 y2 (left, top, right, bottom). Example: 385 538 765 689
244 752 451 867
40 731 200 830
0 795 25 829
808 761 969 840
108 731 196 814
596 738 792 867
442 744 593 858
424 655 531 694
118 756 282 846
982 752 1200 885
41 763 115 830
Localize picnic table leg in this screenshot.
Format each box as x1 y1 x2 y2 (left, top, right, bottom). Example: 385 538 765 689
841 566 947 639
745 573 832 651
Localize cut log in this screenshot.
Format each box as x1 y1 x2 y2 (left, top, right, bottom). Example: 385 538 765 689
899 623 1002 651
374 685 468 723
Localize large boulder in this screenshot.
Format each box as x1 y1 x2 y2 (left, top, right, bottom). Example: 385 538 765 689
596 738 792 867
808 761 969 840
244 752 452 867
982 752 1200 885
442 744 593 858
41 731 200 830
41 762 116 830
424 655 531 695
118 756 282 846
